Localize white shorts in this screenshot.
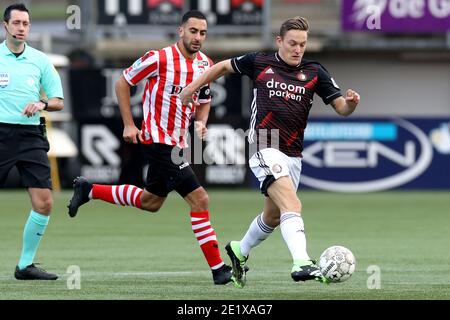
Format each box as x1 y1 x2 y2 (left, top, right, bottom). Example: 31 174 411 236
249 148 302 194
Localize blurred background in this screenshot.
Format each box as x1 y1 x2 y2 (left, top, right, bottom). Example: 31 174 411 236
2 0 450 192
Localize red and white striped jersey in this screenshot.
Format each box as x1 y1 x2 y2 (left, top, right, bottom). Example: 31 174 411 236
123 43 213 148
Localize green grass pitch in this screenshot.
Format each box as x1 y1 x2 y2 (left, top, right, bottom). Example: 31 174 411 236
0 189 449 300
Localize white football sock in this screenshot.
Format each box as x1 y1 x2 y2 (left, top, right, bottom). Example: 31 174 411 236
240 213 274 257
280 212 310 263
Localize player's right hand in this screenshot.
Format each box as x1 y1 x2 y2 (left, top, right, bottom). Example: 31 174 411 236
180 85 199 107
194 121 208 140
123 125 143 144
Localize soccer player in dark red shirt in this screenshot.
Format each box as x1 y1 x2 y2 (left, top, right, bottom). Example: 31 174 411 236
181 17 360 287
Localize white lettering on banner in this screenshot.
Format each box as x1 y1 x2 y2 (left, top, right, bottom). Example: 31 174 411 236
102 69 121 107
205 166 246 184
304 141 416 168
389 0 425 18
325 142 371 168
81 125 122 184
301 119 433 192
198 0 230 15
105 0 119 15
429 0 450 18
82 125 121 165
203 125 246 165
105 0 142 15
201 124 247 184
351 0 387 27
81 166 121 182
352 0 449 24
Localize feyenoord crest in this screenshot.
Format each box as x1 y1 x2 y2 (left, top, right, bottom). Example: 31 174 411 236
297 72 307 81
272 164 282 174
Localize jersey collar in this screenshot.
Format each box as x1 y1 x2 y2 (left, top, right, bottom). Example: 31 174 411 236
0 40 29 59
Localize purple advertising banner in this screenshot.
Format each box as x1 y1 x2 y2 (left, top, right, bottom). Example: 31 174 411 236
342 0 450 32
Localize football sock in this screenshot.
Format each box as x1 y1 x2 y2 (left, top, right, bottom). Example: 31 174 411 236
280 212 311 263
190 211 224 270
18 210 49 270
240 213 274 257
92 184 142 209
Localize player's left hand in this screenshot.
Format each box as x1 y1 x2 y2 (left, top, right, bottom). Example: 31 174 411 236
22 101 45 117
345 89 360 107
194 121 208 140
123 124 143 144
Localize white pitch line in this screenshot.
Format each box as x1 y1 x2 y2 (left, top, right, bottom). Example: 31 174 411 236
111 271 200 276
0 271 203 280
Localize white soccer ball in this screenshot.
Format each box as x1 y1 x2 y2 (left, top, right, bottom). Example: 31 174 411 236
319 246 356 283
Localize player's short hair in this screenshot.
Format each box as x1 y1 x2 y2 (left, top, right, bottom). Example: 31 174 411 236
181 10 207 25
3 3 29 22
279 17 309 38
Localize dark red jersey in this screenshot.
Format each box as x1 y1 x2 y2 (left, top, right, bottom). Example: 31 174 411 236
231 51 342 157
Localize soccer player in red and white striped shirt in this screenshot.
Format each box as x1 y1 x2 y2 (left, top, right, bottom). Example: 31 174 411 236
67 11 233 285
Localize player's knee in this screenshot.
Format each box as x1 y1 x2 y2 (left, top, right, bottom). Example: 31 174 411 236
141 201 162 213
35 197 53 214
192 191 209 211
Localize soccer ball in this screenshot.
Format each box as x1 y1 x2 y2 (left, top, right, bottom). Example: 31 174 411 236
319 246 356 283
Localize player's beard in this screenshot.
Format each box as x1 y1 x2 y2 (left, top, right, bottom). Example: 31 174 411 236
184 39 201 55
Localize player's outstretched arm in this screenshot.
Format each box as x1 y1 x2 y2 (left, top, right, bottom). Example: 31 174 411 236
180 59 234 106
331 89 360 116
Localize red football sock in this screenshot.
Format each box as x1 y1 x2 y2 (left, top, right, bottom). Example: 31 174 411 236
92 184 142 209
190 211 224 270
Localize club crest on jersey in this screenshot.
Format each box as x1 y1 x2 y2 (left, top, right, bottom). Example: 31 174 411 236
297 72 307 81
272 164 283 174
195 60 209 67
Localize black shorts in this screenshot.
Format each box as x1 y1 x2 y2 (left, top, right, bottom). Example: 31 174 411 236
141 143 200 198
0 122 51 189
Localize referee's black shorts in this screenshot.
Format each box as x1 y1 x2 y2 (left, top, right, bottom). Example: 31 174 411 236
141 143 201 198
0 122 52 189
